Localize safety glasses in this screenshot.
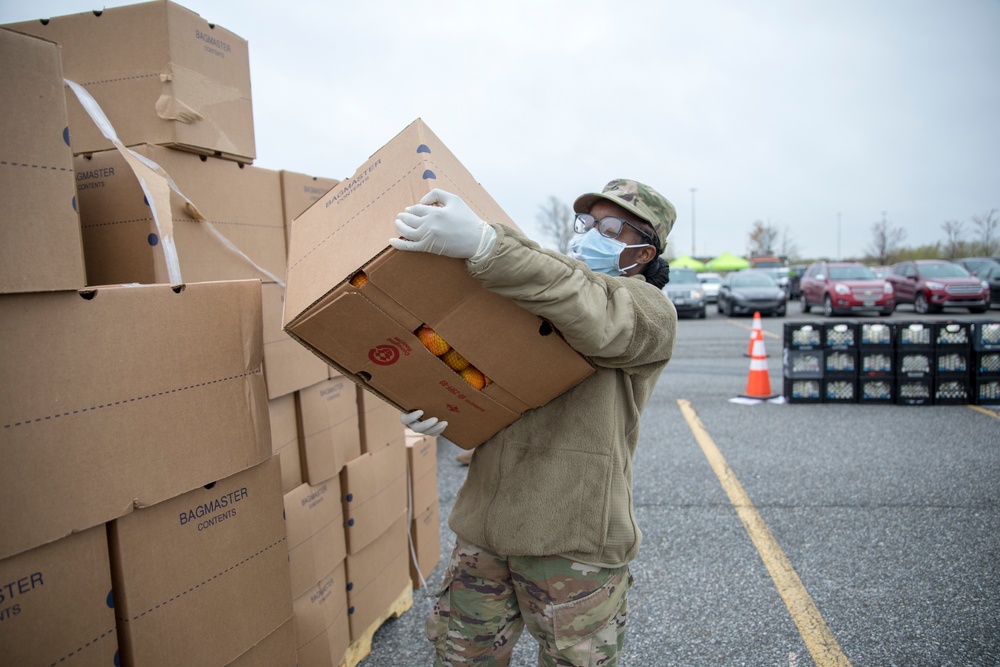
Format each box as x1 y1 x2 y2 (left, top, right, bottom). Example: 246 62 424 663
574 213 655 246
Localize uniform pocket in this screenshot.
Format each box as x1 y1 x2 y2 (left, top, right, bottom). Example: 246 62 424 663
550 567 630 651
424 567 453 646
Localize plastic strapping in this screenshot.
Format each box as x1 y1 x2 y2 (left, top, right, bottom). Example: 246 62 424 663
406 464 431 597
65 79 284 287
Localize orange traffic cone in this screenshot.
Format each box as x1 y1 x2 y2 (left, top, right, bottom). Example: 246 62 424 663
745 311 762 357
742 327 777 399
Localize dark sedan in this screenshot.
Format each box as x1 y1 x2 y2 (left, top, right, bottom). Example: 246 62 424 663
717 269 787 317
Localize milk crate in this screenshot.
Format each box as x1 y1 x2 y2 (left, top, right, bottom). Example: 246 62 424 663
784 378 821 403
859 347 894 378
896 348 934 379
824 349 858 378
823 322 859 350
934 376 971 405
859 377 895 404
974 376 1000 405
784 322 823 350
896 376 933 406
934 320 973 348
972 322 1000 351
783 349 824 379
975 350 1000 376
895 321 933 349
822 377 858 403
859 322 894 347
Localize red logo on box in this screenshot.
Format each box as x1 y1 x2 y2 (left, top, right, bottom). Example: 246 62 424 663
369 344 400 366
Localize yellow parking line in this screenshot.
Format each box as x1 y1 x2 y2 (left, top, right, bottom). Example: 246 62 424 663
968 405 1000 420
677 399 852 667
727 320 780 339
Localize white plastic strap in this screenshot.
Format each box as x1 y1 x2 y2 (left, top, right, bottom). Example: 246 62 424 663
406 466 431 597
65 79 284 287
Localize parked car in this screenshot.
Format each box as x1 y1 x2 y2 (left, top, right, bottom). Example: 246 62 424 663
717 269 786 317
696 272 722 303
663 267 706 318
761 267 791 295
885 259 990 314
786 264 808 299
800 261 895 316
954 257 1000 276
973 263 1000 307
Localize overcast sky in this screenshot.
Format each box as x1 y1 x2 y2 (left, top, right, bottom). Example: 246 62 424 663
4 0 998 261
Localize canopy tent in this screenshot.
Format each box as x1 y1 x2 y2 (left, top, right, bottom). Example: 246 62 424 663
670 255 706 271
706 252 751 271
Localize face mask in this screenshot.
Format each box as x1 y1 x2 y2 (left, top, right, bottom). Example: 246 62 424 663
569 228 649 276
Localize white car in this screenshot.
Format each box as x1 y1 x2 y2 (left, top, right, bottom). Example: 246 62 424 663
696 272 722 303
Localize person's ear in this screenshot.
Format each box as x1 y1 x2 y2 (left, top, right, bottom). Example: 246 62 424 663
637 245 657 266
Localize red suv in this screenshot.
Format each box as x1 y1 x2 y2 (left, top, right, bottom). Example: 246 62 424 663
886 260 990 314
800 261 895 316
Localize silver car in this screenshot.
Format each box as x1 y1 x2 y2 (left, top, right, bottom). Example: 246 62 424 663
664 267 707 318
696 272 722 303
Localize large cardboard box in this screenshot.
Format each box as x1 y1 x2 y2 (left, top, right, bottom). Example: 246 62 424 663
108 456 292 667
345 511 410 641
4 1 255 162
228 618 296 667
358 384 406 453
279 170 340 246
284 479 347 601
283 119 594 449
0 28 87 294
293 560 350 667
410 500 441 589
75 144 285 286
296 376 362 485
269 393 303 494
340 439 407 555
406 431 438 517
262 283 330 399
0 280 270 560
0 524 118 666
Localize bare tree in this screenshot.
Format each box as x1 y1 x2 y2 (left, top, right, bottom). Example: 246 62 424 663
748 220 780 257
779 226 800 261
867 214 907 265
941 219 965 259
537 196 575 254
971 208 999 256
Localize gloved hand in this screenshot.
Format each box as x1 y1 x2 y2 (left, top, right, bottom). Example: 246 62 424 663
400 409 448 437
389 189 497 262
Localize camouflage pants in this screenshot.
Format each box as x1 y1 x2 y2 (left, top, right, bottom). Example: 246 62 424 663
426 538 631 666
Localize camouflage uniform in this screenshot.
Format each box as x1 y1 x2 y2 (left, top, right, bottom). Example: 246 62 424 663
427 538 632 666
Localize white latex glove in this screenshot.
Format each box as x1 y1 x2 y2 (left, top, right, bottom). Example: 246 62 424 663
389 189 497 262
400 409 448 437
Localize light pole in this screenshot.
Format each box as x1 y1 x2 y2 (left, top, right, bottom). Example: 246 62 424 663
837 212 841 261
690 187 697 257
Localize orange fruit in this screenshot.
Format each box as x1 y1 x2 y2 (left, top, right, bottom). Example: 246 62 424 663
459 366 486 390
441 349 470 372
417 325 450 356
350 271 368 287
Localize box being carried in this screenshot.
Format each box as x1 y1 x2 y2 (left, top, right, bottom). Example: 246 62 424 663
283 119 594 449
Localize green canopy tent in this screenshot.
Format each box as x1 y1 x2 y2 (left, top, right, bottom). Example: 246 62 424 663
706 252 751 271
670 255 706 271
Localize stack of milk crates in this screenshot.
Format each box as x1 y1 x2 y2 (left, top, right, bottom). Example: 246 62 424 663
783 319 1000 406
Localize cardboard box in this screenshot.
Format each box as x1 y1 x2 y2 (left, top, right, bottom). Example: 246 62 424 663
108 456 292 667
293 560 351 667
296 376 362 484
279 170 340 246
406 431 438 517
227 617 296 667
0 524 118 666
340 439 407 555
0 279 271 560
283 119 594 449
410 500 441 589
0 28 87 294
358 385 406 453
262 282 330 399
345 511 410 641
284 479 347 601
4 1 255 162
269 393 303 494
75 144 285 285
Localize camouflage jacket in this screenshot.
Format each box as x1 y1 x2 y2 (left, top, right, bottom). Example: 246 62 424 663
449 223 677 568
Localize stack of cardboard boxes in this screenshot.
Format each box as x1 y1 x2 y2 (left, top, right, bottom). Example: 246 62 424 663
1 2 441 666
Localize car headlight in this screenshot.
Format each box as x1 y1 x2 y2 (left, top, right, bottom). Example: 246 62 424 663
883 282 894 294
983 281 990 291
834 283 851 295
925 281 944 290
693 290 703 299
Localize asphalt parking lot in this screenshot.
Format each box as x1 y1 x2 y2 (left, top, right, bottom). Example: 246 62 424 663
362 303 1000 666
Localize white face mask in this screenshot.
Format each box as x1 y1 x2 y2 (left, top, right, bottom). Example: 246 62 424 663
569 228 649 276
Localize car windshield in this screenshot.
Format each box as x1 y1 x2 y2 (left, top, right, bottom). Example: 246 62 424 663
828 266 877 280
698 275 721 284
732 273 777 287
671 270 699 284
920 263 970 278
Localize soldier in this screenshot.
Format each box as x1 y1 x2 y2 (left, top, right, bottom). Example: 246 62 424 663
392 179 677 666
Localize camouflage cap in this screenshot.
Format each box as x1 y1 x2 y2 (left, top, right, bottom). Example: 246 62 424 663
573 179 676 252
